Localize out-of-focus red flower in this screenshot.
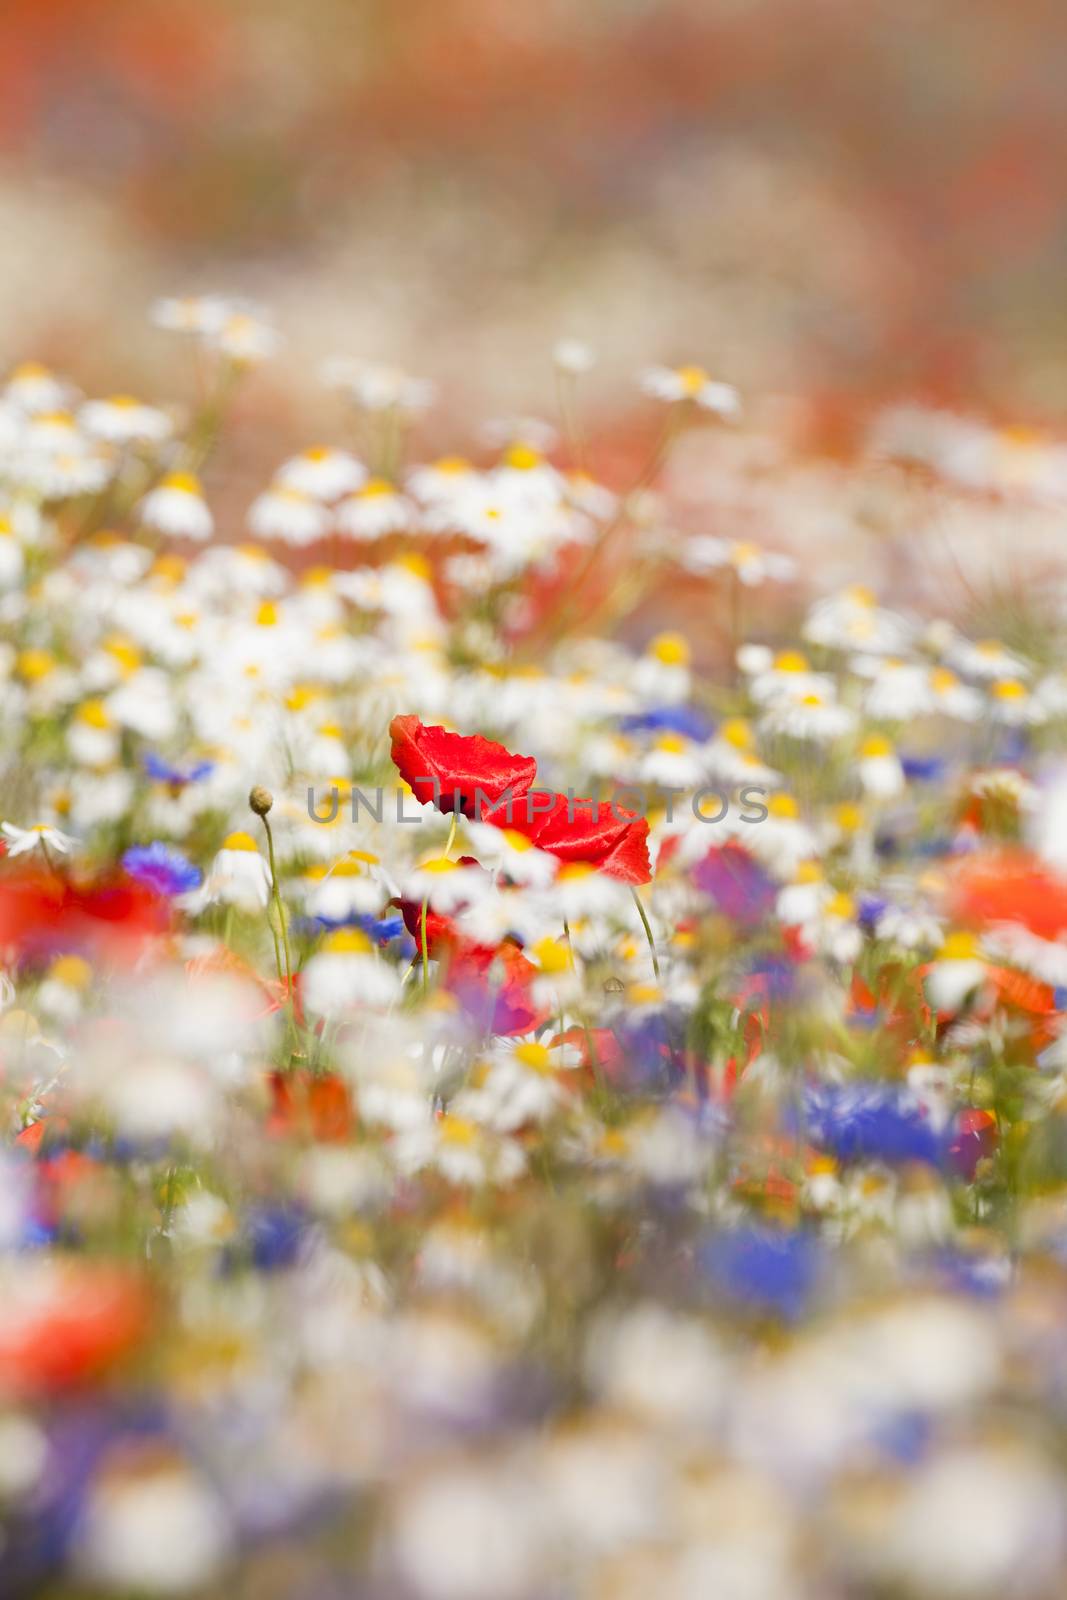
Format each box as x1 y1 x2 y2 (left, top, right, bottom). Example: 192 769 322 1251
0 1260 150 1397
0 868 169 966
548 1024 624 1085
950 849 1067 940
449 940 549 1036
389 714 537 815
395 898 548 1036
266 1071 353 1142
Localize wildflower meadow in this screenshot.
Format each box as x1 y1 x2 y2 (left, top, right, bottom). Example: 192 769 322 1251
7 4 1067 1597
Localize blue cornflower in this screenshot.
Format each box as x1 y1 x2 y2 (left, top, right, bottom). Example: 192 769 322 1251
620 705 714 741
801 1083 941 1166
143 753 215 787
121 842 202 897
699 1226 823 1321
900 753 945 783
241 1206 308 1270
857 894 888 931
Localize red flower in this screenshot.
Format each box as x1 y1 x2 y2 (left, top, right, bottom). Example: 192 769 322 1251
394 898 549 1036
950 849 1067 940
0 1261 150 1397
266 1071 353 1141
389 716 652 883
0 868 169 966
389 714 537 815
483 790 651 883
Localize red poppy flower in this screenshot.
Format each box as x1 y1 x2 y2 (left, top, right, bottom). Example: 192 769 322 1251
389 714 537 815
389 716 651 882
0 1261 150 1396
482 790 651 884
394 897 548 1036
0 868 168 965
266 1071 353 1141
950 849 1067 940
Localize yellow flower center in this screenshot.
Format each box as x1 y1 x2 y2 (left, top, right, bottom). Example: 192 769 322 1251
939 931 980 961
720 718 752 750
861 734 892 758
503 443 542 470
221 831 259 853
438 1114 478 1146
77 699 112 730
161 471 202 496
650 631 690 666
49 955 92 989
514 1042 553 1074
323 929 372 955
675 364 708 396
774 650 809 673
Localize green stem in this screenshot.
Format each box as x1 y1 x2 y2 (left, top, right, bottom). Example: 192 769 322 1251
631 887 661 982
260 813 293 995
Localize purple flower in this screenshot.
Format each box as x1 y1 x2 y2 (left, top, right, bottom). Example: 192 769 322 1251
693 843 776 926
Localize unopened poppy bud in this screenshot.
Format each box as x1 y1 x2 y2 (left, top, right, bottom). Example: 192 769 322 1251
248 785 274 817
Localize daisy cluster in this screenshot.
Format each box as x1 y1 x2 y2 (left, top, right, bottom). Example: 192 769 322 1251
4 303 1067 1597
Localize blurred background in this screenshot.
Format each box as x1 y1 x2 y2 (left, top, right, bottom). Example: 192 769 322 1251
5 0 1067 591
7 0 1067 404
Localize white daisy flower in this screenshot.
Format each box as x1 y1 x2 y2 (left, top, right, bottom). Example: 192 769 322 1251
275 446 366 501
759 689 856 744
452 1040 573 1130
247 485 331 546
858 734 905 798
139 473 214 542
987 678 1045 726
150 294 241 336
463 823 560 888
306 851 390 923
1 821 77 858
682 536 795 587
80 395 173 446
26 451 115 500
945 635 1032 683
402 858 490 914
335 479 415 540
202 831 273 910
406 456 477 507
67 700 120 768
747 650 835 706
804 586 915 654
4 361 75 415
302 929 400 1015
639 363 741 418
212 311 280 365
